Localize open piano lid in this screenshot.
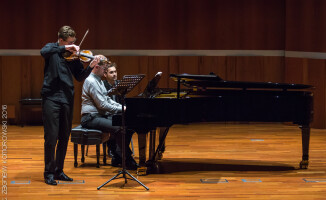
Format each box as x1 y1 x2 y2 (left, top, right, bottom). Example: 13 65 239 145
170 73 313 90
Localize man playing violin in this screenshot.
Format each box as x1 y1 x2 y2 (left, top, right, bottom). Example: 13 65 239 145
41 25 101 185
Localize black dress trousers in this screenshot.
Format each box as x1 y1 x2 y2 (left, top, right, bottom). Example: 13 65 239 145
42 98 73 177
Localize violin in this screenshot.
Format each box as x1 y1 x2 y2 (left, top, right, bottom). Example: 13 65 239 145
65 50 110 65
63 29 109 65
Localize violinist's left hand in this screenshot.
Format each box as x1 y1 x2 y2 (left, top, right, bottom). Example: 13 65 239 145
89 55 101 68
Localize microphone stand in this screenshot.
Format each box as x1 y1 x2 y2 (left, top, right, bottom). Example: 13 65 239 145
97 75 149 191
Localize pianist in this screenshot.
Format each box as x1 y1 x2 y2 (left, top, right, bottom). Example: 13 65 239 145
80 55 138 170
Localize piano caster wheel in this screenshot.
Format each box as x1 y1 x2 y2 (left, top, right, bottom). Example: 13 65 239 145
300 160 309 169
137 167 147 176
74 162 78 168
81 157 85 163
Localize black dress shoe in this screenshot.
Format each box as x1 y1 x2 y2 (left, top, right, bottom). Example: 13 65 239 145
45 176 57 185
126 158 139 170
111 156 122 167
54 172 73 181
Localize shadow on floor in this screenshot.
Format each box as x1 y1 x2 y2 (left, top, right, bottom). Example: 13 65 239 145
150 158 296 174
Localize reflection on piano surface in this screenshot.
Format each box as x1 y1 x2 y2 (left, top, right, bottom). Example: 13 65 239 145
113 74 314 175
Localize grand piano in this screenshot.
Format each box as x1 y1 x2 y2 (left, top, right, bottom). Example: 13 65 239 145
113 74 314 175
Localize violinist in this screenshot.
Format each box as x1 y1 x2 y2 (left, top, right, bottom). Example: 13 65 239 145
41 25 101 186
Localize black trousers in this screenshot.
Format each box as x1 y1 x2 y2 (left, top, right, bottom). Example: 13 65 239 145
81 114 134 158
42 99 73 178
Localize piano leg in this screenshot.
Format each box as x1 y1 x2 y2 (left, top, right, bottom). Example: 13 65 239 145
158 127 169 160
148 127 170 164
300 125 310 169
149 130 156 161
143 129 160 174
137 132 148 175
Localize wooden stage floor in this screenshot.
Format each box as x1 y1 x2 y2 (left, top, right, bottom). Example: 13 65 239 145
3 123 326 199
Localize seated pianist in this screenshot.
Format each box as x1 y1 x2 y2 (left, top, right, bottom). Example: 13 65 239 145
80 55 138 170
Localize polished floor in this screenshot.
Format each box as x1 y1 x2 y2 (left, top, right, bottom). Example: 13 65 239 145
3 123 326 199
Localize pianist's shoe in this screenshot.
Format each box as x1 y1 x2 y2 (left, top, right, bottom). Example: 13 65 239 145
54 171 73 181
111 156 122 167
111 156 138 170
126 157 139 170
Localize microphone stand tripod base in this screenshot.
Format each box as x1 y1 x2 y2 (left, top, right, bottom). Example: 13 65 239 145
97 168 149 190
97 77 149 190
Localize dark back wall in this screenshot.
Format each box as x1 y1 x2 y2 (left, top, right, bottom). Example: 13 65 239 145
0 0 285 50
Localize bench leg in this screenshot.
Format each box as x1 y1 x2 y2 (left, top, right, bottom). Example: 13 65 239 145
81 145 85 163
96 144 100 168
74 143 78 167
102 143 107 165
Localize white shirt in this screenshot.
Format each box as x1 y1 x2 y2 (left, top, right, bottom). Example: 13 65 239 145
81 73 122 116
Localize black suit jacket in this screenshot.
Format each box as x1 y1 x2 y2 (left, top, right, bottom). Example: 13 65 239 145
103 80 122 103
40 42 92 104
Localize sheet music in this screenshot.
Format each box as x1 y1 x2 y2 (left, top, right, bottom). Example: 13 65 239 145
108 74 145 96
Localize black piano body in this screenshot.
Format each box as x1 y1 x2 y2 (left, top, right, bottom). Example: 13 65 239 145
113 74 314 175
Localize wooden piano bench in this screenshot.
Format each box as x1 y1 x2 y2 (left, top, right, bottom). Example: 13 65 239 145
70 125 110 168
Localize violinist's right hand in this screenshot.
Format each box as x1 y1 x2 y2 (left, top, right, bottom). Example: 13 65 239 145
65 44 80 53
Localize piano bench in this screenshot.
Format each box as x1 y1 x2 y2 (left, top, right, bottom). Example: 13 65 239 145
70 125 110 168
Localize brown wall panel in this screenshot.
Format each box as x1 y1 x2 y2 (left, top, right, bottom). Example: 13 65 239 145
285 58 307 84
4 56 323 128
285 57 326 128
1 57 22 123
1 55 288 124
30 57 45 98
307 59 326 129
150 57 170 88
200 57 228 78
21 58 31 98
234 57 265 82
72 78 84 124
225 57 237 80
262 57 285 83
223 57 284 82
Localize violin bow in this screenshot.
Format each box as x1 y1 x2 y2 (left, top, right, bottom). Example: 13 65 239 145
78 29 89 47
